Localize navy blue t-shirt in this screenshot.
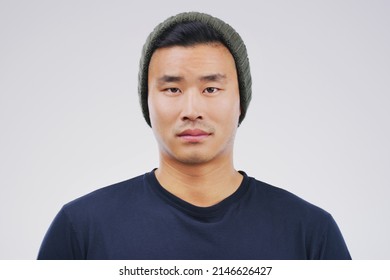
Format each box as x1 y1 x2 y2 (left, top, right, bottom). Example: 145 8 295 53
38 170 351 259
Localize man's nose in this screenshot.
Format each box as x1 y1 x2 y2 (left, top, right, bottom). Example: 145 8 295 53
180 90 203 122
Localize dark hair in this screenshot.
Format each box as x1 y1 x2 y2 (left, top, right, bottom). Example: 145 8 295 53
154 21 225 49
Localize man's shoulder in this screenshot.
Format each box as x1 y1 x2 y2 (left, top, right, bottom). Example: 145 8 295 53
62 172 148 214
245 175 351 260
247 175 332 221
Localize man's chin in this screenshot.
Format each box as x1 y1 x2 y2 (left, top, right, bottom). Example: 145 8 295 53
174 153 213 165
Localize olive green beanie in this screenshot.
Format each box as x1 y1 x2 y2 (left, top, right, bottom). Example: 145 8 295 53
138 12 252 126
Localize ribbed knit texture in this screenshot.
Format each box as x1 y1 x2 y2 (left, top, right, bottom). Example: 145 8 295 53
138 12 252 126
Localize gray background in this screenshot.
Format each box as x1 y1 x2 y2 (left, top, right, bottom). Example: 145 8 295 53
1 0 389 259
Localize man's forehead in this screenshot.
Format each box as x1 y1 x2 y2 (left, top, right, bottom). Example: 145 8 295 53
150 43 233 60
149 44 236 84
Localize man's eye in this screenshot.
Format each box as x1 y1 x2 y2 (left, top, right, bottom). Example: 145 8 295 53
203 87 219 94
166 88 181 94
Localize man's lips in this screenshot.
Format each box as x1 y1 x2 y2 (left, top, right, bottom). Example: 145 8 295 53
177 129 211 142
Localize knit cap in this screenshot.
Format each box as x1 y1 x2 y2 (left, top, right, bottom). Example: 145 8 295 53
138 12 252 126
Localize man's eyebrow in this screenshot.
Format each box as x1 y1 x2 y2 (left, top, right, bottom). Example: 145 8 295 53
157 75 183 84
156 74 226 85
199 74 226 82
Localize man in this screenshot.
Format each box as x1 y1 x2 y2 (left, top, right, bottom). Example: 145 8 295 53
38 12 351 260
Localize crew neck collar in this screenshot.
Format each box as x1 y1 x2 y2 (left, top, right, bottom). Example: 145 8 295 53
145 169 250 220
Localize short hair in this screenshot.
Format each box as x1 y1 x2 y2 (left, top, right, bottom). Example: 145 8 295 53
154 21 225 49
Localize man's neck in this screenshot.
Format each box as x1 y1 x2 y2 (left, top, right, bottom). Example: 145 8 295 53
154 157 243 207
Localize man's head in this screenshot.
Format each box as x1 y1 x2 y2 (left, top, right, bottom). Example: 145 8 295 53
138 12 252 165
138 12 252 127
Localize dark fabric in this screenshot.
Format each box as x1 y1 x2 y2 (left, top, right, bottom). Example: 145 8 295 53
38 171 351 260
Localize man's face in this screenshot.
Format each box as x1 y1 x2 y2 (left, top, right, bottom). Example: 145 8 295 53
148 43 240 165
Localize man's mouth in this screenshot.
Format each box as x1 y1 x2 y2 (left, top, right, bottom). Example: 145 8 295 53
177 129 212 142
